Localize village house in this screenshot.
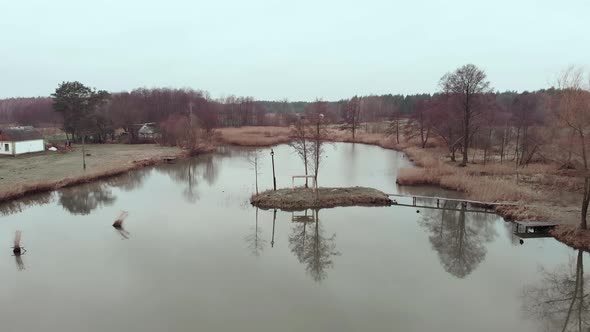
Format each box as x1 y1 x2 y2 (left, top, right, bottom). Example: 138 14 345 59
0 126 45 156
137 123 158 140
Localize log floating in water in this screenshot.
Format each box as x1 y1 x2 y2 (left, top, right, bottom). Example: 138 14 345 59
13 230 23 255
113 211 129 228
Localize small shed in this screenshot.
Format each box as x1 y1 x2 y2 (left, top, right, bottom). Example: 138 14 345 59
0 127 45 156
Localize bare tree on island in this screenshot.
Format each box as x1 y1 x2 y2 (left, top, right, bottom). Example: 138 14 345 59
306 100 329 188
247 149 263 194
439 64 492 166
556 67 590 229
289 117 312 188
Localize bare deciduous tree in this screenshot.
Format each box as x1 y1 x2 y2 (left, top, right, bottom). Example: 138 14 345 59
405 99 434 148
247 149 263 194
345 96 362 141
306 100 329 187
289 117 312 188
439 64 492 166
556 67 590 229
388 104 403 144
430 94 463 161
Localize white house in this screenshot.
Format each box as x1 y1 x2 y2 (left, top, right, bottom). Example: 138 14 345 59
137 123 158 140
0 127 45 156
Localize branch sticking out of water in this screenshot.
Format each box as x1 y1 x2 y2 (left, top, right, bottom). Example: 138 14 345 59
13 230 23 255
113 211 129 228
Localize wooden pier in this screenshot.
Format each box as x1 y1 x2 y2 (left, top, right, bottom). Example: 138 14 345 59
388 193 558 240
387 193 520 213
163 156 177 163
387 193 519 208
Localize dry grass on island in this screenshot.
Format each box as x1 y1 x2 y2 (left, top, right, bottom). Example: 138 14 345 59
250 187 393 211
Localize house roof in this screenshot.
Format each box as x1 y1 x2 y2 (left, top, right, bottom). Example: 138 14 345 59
0 127 43 142
138 124 156 133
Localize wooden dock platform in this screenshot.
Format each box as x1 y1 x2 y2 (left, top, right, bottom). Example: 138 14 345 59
513 221 558 237
163 156 177 163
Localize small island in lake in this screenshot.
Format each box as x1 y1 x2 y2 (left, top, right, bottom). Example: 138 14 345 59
250 187 393 210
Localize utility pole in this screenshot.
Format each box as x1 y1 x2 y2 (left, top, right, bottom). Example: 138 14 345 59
82 134 86 170
271 149 276 191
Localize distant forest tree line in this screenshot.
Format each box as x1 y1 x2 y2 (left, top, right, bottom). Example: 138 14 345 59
0 64 586 172
0 84 559 144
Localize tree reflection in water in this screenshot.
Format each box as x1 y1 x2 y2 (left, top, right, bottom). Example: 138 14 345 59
245 207 266 256
0 192 53 217
105 168 150 192
419 201 497 278
289 209 340 282
58 182 116 215
523 250 589 332
14 253 25 271
156 155 220 203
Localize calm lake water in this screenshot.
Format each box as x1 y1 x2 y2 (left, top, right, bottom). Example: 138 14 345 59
0 143 587 332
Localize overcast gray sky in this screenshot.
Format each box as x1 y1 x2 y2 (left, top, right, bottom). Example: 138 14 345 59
0 0 588 100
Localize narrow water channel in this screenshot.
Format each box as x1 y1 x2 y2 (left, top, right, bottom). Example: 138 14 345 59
0 143 585 332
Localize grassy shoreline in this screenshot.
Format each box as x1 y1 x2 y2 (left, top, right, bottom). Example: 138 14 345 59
0 144 186 203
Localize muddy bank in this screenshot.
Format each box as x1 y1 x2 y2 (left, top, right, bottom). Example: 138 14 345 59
551 225 590 251
250 187 393 211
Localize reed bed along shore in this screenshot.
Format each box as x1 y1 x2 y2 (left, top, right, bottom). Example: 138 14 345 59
321 127 581 226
